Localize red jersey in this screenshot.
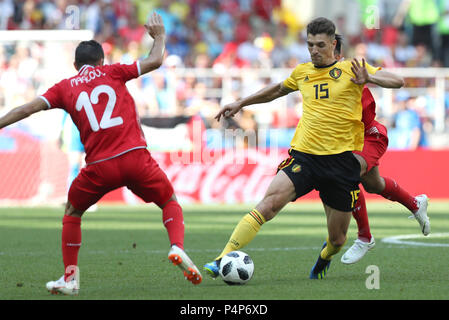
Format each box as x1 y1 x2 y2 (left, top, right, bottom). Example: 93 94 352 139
361 86 376 129
39 62 147 164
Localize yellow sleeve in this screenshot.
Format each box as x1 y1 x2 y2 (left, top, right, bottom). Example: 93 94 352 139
283 65 301 91
365 62 381 75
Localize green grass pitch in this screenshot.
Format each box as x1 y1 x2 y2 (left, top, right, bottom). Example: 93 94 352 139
1 201 448 300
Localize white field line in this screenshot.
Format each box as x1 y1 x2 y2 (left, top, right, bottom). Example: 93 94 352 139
381 232 449 247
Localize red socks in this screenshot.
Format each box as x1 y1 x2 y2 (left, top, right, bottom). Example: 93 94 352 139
353 177 418 243
352 190 372 242
380 177 418 212
162 201 185 250
62 215 81 281
60 202 185 282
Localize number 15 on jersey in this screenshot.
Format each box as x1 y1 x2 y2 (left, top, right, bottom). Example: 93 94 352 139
313 83 329 99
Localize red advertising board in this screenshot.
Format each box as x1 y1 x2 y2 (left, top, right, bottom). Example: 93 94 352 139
0 129 448 204
101 149 449 204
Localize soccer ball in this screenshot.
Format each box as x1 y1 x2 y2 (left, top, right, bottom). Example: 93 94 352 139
219 251 254 285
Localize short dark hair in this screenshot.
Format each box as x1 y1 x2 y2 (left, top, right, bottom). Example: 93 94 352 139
334 33 343 55
306 17 336 38
75 40 104 68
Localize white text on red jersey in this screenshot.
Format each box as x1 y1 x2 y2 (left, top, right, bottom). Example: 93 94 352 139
71 69 106 87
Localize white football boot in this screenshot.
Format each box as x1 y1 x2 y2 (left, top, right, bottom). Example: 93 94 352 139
411 194 430 236
46 275 79 295
341 237 375 265
168 245 202 285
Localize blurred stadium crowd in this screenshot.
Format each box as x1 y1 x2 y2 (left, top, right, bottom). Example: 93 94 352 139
1 0 449 150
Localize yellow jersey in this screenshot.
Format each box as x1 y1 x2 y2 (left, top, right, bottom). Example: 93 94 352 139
283 60 380 155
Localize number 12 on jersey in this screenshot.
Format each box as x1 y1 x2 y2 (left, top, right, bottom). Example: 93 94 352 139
76 84 123 131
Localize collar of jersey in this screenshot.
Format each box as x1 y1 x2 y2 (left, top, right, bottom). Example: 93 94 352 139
78 64 95 74
313 60 338 69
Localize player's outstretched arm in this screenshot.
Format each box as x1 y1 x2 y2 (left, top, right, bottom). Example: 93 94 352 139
365 69 405 89
215 82 294 121
0 98 47 130
140 12 166 75
351 58 404 88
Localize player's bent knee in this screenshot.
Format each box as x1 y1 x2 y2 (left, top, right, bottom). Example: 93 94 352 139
361 167 385 194
159 193 178 209
365 186 381 194
328 235 346 247
362 181 384 194
65 201 84 218
328 233 346 247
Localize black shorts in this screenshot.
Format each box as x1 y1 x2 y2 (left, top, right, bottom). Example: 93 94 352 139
277 149 361 212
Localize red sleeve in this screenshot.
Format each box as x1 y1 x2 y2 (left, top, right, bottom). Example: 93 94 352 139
361 87 376 127
362 87 375 110
39 80 65 109
106 61 140 82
